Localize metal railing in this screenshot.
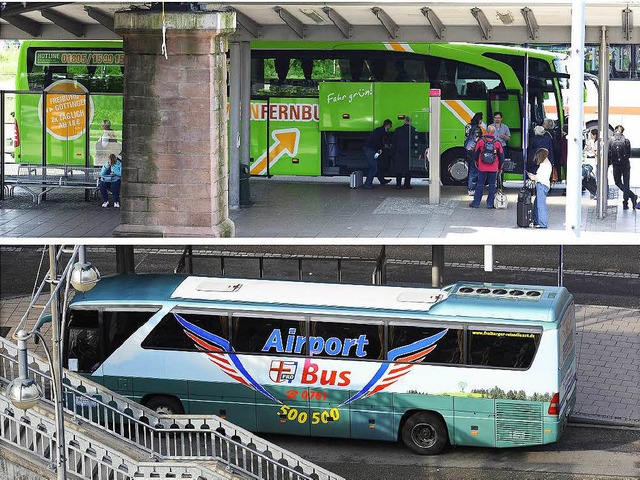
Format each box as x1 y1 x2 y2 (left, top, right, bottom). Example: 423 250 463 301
0 335 344 480
174 246 387 285
0 395 230 480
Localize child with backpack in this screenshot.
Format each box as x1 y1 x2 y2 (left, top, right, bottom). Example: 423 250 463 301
469 125 505 209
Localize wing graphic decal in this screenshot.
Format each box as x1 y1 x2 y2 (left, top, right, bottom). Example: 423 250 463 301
340 329 448 406
175 313 281 404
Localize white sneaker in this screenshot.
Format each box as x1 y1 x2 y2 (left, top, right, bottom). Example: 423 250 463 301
102 202 109 208
468 190 475 196
114 202 120 208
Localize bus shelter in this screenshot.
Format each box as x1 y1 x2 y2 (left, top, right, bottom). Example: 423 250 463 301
1 1 637 237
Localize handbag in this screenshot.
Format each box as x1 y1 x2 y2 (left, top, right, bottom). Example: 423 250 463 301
495 173 508 209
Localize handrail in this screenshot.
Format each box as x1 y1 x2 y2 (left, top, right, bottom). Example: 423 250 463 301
0 335 344 480
0 396 229 480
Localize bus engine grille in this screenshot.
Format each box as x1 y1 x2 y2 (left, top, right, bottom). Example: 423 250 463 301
495 401 543 447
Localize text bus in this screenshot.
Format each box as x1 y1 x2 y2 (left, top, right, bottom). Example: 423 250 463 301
13 40 566 184
61 275 577 455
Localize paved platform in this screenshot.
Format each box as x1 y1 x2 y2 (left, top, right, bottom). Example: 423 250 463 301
0 177 639 240
1 295 638 427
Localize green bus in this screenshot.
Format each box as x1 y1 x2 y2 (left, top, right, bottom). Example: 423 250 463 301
13 40 124 167
60 275 576 455
13 40 567 183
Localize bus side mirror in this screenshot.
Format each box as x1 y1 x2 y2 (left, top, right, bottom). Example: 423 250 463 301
33 314 53 344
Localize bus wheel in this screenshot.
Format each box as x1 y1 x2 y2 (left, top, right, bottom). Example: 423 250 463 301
441 148 468 185
401 412 447 455
144 395 184 415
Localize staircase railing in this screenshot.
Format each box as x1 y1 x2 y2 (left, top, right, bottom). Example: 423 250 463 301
0 335 344 480
0 396 229 480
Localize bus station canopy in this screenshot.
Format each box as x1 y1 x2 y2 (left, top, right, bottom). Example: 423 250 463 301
0 1 638 44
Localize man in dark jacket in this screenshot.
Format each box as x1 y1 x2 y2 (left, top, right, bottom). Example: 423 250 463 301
608 125 638 210
363 119 393 189
392 116 417 189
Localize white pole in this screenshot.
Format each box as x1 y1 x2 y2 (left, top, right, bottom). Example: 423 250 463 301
484 245 493 272
429 89 441 205
565 0 586 237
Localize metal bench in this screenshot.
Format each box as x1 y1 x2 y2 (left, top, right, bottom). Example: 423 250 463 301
3 163 101 204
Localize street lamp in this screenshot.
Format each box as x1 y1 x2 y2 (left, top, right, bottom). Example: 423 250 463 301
6 245 100 480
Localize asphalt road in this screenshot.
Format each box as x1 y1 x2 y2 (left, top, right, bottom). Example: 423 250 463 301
1 245 639 308
260 424 640 480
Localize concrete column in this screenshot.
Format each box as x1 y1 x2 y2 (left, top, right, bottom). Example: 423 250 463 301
114 10 236 237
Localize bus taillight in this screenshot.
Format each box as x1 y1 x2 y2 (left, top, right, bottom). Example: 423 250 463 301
548 392 560 415
13 118 20 148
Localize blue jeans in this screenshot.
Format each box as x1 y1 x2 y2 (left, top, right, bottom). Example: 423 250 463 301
471 171 497 208
363 146 378 187
466 150 478 192
533 182 550 227
100 179 121 203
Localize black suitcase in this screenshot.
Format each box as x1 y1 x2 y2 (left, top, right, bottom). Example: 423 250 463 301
582 176 597 196
517 188 533 227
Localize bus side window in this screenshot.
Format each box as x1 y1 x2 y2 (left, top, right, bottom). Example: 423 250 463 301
142 312 227 351
309 320 382 360
389 325 462 365
66 309 100 373
468 329 540 369
233 316 305 354
103 310 158 357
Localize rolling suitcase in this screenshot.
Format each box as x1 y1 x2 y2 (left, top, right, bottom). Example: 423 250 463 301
350 170 363 189
517 187 533 227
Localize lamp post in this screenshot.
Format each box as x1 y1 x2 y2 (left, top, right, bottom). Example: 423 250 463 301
6 245 100 480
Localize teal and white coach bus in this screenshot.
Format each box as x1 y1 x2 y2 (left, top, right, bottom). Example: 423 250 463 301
60 275 577 455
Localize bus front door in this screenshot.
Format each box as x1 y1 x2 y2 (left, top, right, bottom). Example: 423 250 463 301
489 90 523 180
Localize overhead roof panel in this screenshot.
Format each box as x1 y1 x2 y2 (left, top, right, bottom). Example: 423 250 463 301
1 1 639 43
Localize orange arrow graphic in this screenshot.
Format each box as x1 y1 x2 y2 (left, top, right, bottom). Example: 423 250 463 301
250 128 300 176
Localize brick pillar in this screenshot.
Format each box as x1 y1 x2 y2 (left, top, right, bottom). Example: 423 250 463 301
114 10 235 237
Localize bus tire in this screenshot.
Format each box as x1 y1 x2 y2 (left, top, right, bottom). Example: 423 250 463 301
401 412 447 455
144 395 184 415
441 148 468 185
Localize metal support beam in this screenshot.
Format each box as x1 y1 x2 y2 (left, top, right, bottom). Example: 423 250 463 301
229 42 242 210
84 6 115 33
3 14 42 37
115 246 135 275
273 6 306 39
322 7 352 39
565 0 586 237
371 7 398 39
471 7 492 40
431 246 444 288
521 7 539 40
597 26 609 219
41 8 85 37
240 41 252 206
235 10 262 38
420 7 445 40
0 2 65 16
623 7 633 41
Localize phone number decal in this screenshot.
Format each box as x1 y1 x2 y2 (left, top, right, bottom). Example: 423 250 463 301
277 405 340 425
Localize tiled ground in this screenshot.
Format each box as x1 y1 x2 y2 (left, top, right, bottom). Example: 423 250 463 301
0 178 638 239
